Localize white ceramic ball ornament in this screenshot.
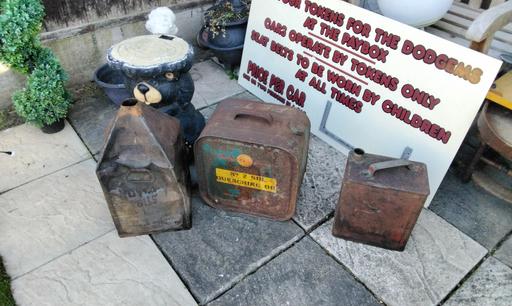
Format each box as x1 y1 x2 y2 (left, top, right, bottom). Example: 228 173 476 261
377 0 453 28
146 7 179 35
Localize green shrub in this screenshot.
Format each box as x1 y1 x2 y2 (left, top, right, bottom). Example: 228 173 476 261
0 0 45 73
0 0 72 127
0 256 15 306
13 48 71 127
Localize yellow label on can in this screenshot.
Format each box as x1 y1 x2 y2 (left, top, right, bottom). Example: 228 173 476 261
215 168 277 193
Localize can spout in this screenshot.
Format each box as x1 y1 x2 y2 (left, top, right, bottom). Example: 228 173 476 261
353 148 365 161
121 99 138 107
120 98 143 116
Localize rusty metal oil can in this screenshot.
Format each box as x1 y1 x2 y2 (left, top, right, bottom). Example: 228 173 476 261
332 149 429 251
96 99 191 237
194 99 311 220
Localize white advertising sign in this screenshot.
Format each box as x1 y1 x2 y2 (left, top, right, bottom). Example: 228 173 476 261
238 0 502 206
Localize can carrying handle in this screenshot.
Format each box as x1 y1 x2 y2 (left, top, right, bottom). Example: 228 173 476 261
367 159 414 177
234 110 273 125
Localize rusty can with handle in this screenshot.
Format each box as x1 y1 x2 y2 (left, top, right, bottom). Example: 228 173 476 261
194 99 310 220
96 99 191 237
332 148 429 251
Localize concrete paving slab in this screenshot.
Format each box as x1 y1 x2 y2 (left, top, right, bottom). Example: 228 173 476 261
191 91 209 109
190 60 245 106
430 171 512 250
495 235 512 269
445 257 512 306
68 89 118 156
209 237 381 306
230 90 262 101
293 135 346 231
199 104 218 121
311 209 487 306
12 231 197 306
0 159 114 278
0 121 90 193
153 197 304 304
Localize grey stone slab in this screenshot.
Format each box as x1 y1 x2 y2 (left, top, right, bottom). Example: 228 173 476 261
68 86 118 156
191 91 209 109
12 232 197 306
0 159 114 278
495 235 512 269
311 209 487 306
445 257 512 306
199 104 218 121
231 90 262 102
152 197 304 304
293 135 346 231
430 170 512 250
0 121 90 193
190 60 245 106
208 237 381 306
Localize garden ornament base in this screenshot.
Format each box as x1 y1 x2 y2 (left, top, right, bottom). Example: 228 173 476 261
107 34 205 145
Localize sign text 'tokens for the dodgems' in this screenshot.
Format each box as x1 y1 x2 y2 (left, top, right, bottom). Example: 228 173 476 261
238 0 502 206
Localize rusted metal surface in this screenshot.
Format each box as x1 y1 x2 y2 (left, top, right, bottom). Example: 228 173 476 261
477 102 512 160
194 99 310 221
96 99 191 237
332 149 430 251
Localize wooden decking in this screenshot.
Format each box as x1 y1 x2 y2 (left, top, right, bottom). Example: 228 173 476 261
427 1 511 58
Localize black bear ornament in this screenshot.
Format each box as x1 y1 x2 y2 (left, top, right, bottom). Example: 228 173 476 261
107 34 205 145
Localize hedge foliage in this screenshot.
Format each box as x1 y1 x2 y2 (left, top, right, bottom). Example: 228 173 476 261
0 0 71 127
0 0 45 73
13 48 71 127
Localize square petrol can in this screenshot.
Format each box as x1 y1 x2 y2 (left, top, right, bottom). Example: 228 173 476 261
96 100 191 237
194 99 310 220
332 149 430 251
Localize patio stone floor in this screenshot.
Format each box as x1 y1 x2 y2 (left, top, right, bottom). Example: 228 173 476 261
0 58 511 305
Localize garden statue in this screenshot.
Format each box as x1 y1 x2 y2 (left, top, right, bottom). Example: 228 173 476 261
107 34 205 145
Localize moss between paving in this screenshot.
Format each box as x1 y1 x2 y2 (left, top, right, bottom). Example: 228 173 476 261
0 256 15 306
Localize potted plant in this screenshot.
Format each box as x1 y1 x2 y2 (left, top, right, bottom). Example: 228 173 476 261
197 0 250 70
0 0 71 133
12 49 71 133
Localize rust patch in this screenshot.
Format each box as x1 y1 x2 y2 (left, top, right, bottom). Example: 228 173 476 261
332 149 430 251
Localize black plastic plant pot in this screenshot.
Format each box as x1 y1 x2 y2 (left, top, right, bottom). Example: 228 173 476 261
41 119 65 134
202 17 248 49
94 64 132 106
198 27 244 70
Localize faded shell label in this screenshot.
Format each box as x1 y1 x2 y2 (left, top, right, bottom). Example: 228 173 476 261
236 154 254 167
215 168 276 193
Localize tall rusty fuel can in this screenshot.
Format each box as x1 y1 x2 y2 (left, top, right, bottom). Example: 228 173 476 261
96 99 191 237
194 99 310 220
332 149 429 251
